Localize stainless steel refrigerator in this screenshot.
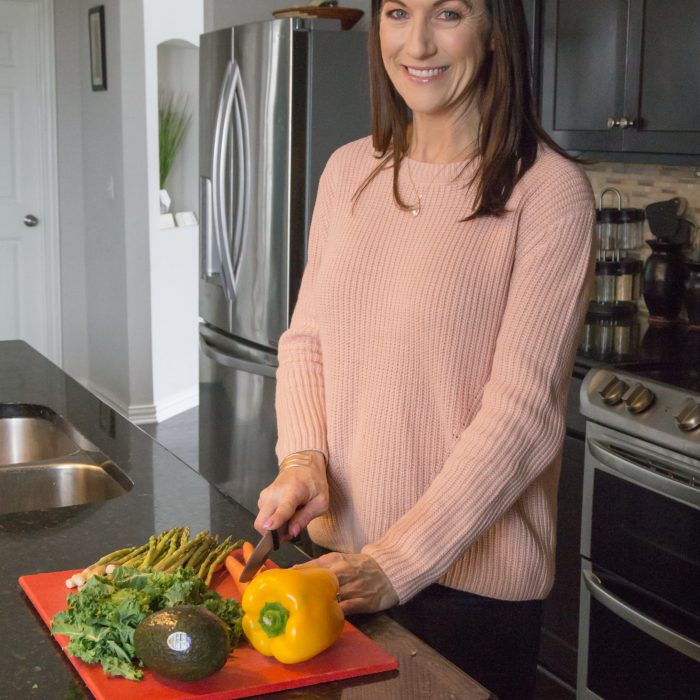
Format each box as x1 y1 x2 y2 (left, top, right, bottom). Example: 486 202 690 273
198 19 370 514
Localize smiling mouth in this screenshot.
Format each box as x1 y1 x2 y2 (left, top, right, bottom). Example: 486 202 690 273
404 66 448 78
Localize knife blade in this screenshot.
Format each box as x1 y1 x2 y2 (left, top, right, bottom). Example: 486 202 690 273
238 528 281 583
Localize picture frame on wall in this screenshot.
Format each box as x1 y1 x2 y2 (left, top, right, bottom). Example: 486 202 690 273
88 6 107 91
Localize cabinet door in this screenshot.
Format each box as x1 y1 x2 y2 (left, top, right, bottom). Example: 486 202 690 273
541 0 629 151
539 432 585 687
522 0 541 102
621 0 700 155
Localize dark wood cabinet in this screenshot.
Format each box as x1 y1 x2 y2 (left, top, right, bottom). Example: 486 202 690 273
540 0 700 159
539 373 586 688
522 0 541 98
539 433 584 687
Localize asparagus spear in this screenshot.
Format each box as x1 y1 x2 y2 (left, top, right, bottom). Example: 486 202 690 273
204 537 243 587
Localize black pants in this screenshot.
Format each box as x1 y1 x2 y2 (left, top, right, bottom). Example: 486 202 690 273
387 584 543 700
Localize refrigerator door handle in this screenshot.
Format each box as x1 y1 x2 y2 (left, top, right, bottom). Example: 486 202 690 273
232 61 251 285
199 176 219 278
212 60 238 301
200 335 278 379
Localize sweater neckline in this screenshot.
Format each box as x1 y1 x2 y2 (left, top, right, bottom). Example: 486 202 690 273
401 155 479 187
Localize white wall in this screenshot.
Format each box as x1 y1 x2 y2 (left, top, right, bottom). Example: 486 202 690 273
54 0 203 420
79 0 133 408
54 0 88 381
157 44 199 214
143 0 204 421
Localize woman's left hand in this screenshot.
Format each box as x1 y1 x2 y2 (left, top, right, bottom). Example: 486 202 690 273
295 552 399 615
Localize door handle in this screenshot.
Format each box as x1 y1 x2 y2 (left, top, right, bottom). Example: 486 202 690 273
582 569 700 662
200 336 277 378
587 438 700 509
212 60 238 302
23 214 39 227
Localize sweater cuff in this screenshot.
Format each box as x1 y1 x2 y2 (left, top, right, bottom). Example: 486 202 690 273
361 540 426 604
275 365 328 463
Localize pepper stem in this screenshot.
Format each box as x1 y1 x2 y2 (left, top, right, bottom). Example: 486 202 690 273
259 602 290 637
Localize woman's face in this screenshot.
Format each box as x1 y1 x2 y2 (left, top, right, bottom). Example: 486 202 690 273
379 0 491 119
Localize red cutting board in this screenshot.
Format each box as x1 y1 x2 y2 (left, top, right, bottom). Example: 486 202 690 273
19 565 398 700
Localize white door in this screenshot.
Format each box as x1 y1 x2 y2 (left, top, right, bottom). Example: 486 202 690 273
0 0 59 359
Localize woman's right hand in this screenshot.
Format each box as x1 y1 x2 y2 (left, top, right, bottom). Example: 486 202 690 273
254 450 329 539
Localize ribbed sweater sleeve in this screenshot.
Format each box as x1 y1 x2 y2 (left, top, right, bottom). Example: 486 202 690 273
362 170 595 602
274 156 336 462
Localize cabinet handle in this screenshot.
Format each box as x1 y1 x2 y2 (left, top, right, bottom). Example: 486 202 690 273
607 116 637 130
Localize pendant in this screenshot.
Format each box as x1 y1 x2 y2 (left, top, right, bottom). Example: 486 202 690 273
411 193 421 217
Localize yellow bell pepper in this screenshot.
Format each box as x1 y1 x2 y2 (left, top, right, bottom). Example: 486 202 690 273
241 567 345 664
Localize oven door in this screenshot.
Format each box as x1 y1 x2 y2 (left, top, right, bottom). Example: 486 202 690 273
577 423 700 700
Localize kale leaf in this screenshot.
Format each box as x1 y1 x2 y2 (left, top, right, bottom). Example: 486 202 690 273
51 566 242 681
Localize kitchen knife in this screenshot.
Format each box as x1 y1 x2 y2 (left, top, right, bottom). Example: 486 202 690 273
239 526 287 583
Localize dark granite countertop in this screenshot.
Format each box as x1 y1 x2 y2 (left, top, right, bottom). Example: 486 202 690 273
0 341 491 700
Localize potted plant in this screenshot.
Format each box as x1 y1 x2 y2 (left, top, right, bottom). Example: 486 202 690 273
158 91 190 214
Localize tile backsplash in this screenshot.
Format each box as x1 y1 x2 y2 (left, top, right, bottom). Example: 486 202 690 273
584 161 700 253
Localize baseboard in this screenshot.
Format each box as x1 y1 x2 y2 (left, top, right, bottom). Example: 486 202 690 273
152 387 199 423
82 381 198 425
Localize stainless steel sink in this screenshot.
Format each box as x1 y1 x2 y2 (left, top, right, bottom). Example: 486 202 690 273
0 403 133 515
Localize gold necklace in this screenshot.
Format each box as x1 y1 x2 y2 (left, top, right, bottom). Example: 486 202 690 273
404 146 474 216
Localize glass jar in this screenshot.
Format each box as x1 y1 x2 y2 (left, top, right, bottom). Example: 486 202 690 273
616 258 642 304
594 319 615 356
618 208 645 251
596 187 623 256
579 308 640 360
596 209 620 253
595 261 619 303
612 316 640 358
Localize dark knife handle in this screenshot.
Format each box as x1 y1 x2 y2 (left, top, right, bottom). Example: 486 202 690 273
271 528 301 549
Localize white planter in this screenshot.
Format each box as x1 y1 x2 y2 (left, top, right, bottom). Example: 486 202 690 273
159 189 172 214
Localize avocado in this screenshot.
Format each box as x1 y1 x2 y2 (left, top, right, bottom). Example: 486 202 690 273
134 605 230 681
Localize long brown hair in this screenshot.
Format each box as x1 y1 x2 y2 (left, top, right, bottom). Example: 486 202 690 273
355 0 577 220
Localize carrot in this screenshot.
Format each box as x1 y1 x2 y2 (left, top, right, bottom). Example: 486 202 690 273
225 554 248 596
242 541 255 564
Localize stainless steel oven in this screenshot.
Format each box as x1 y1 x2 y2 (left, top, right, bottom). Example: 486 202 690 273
578 368 700 700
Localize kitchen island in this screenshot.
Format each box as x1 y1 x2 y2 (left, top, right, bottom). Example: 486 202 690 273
0 341 492 699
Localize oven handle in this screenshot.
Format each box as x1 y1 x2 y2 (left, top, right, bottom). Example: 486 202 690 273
587 439 700 509
583 569 700 662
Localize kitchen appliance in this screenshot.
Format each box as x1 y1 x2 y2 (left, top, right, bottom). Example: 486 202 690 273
642 239 688 323
577 367 700 699
198 19 370 515
645 197 694 246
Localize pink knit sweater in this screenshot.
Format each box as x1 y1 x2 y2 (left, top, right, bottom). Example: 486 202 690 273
275 136 595 604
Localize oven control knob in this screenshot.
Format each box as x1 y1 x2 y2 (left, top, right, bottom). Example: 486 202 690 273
622 383 655 414
599 376 629 405
674 398 700 432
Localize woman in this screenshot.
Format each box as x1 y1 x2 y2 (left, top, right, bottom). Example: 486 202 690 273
254 1 595 697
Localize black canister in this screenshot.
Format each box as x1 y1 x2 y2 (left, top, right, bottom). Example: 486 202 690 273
642 240 687 324
684 261 700 330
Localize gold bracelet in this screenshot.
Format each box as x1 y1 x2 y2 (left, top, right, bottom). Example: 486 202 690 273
279 451 325 472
